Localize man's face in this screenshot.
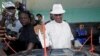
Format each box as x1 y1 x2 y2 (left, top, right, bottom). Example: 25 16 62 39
79 24 84 29
37 16 42 21
6 7 16 16
53 14 63 23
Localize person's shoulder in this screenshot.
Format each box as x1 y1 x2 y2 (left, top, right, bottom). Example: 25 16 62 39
45 20 54 25
63 20 68 23
45 20 54 28
63 21 69 25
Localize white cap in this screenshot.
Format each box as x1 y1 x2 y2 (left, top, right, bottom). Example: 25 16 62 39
2 1 15 8
50 4 65 14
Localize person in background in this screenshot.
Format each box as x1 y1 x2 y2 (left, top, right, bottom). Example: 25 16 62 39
0 1 22 55
33 14 44 49
30 14 37 26
1 1 22 38
44 4 74 49
92 24 100 45
75 24 87 44
35 14 44 25
15 1 26 11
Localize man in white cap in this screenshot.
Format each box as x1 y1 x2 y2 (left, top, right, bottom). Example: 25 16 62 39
45 4 74 49
1 1 22 38
0 1 22 55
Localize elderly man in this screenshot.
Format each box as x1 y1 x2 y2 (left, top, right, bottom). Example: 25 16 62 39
44 4 74 49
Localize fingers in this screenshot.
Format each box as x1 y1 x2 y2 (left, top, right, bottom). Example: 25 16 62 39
11 37 17 41
5 34 16 41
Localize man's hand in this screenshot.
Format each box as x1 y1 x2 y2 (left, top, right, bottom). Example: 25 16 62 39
5 34 17 41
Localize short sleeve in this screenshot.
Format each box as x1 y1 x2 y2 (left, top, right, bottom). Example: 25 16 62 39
28 26 39 43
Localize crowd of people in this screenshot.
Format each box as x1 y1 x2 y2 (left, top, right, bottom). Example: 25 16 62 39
0 1 100 56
